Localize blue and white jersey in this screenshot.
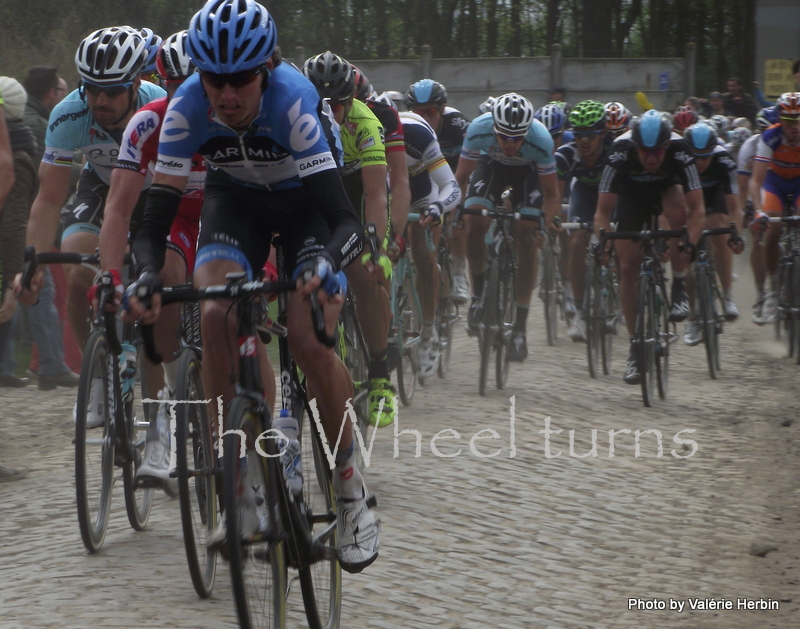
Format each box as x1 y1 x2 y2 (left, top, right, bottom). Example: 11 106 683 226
43 82 165 186
460 112 556 174
155 64 340 190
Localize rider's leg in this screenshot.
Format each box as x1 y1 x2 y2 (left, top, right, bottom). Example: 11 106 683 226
61 231 99 349
663 185 690 321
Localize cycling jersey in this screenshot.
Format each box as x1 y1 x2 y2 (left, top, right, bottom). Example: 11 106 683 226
556 136 614 222
43 82 165 185
155 65 341 190
365 100 405 155
437 107 469 169
755 124 800 179
736 134 760 176
460 113 555 174
339 99 386 177
115 97 205 272
696 145 738 214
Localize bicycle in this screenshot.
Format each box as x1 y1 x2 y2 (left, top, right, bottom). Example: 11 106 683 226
692 223 741 379
21 247 156 552
462 190 540 396
766 208 800 363
154 247 343 629
599 226 686 408
435 217 461 379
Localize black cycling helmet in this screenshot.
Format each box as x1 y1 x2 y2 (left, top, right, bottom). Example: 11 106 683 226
630 109 672 149
302 51 355 100
405 79 447 109
683 122 718 155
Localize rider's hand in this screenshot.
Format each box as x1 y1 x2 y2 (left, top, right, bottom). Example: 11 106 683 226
421 201 443 228
13 268 44 306
122 271 163 325
293 256 346 303
729 237 745 255
386 233 406 263
361 251 393 283
87 270 124 314
0 288 18 324
748 209 769 234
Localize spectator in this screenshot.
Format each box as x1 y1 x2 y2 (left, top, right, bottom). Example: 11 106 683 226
723 77 757 124
547 86 566 102
794 60 800 89
707 91 729 117
0 78 33 482
3 67 80 390
684 96 702 113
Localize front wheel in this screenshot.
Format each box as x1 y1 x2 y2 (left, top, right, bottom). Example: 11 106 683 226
224 396 287 629
496 249 515 390
540 245 558 346
394 270 419 404
637 278 656 408
479 260 500 396
585 259 601 379
696 265 720 379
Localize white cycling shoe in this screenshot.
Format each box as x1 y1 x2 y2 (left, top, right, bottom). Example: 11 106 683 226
417 330 440 379
336 487 380 574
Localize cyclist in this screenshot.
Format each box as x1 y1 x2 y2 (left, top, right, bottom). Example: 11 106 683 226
124 0 378 573
555 100 612 342
594 109 705 384
456 93 561 361
672 105 698 136
303 51 396 428
138 28 163 84
748 92 800 324
681 122 744 345
605 101 632 139
94 30 203 484
725 126 752 163
15 26 165 351
404 79 470 304
535 102 569 150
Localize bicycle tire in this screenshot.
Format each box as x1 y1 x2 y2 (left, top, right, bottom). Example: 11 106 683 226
793 255 800 364
696 265 719 379
436 245 455 379
122 341 155 531
395 271 418 404
175 348 218 599
655 281 671 400
602 264 621 376
224 395 287 629
298 397 342 629
496 245 515 389
337 299 369 467
74 328 115 553
479 259 500 396
585 258 600 379
637 277 656 407
541 241 558 346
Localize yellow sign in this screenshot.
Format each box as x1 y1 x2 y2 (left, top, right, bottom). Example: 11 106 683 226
764 59 795 100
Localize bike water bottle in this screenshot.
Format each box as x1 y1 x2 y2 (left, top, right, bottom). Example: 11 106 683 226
273 410 302 496
120 342 137 403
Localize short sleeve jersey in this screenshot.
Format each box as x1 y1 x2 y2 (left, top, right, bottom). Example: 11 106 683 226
460 113 555 175
339 98 386 177
599 130 702 194
555 136 614 187
398 111 453 203
155 64 340 190
737 134 760 176
115 97 205 221
697 144 738 206
437 107 469 169
42 81 166 185
755 124 800 180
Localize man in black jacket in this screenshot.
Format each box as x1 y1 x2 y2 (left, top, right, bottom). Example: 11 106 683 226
724 78 758 125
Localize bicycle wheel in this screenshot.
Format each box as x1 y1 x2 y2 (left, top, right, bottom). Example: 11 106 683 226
224 396 287 629
436 246 455 379
298 399 342 629
637 278 656 408
696 265 719 379
602 263 621 376
793 256 800 365
584 258 600 379
541 242 558 346
338 299 368 465
122 341 155 531
75 328 115 553
496 247 515 389
655 282 671 400
394 271 418 404
479 259 499 396
175 348 218 599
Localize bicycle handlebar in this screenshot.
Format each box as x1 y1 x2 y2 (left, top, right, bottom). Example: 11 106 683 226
460 207 542 222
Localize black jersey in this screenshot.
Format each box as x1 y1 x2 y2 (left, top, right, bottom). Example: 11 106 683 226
555 136 614 188
437 107 469 170
697 144 738 206
599 131 702 195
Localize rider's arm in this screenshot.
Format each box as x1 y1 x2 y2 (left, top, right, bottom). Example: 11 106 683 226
131 172 187 275
594 192 617 236
428 160 461 214
387 149 410 236
737 173 750 212
540 171 561 229
361 162 389 250
454 156 478 203
725 194 741 226
0 108 14 207
749 160 769 213
684 188 706 245
26 162 72 253
101 167 146 272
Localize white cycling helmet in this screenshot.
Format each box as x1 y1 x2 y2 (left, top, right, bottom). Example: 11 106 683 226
479 96 497 114
492 92 534 136
75 26 147 86
372 91 398 111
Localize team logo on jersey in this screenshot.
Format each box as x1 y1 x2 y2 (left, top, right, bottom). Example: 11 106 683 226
673 150 694 165
288 98 321 153
161 97 191 143
473 179 486 193
608 151 626 163
359 136 376 150
89 128 109 142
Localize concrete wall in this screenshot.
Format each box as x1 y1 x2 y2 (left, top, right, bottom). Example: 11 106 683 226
755 0 800 85
323 50 691 118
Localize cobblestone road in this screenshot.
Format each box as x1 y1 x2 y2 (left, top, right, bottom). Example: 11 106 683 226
1 253 799 629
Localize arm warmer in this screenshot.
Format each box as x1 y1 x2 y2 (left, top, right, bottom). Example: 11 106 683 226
302 168 364 270
131 184 183 276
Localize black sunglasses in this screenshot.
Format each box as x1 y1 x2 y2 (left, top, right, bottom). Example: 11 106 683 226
83 82 132 98
200 66 265 90
573 128 604 139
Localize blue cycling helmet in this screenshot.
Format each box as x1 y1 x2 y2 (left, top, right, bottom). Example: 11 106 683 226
187 0 276 74
631 109 672 149
756 106 780 131
139 28 163 74
405 79 447 109
534 103 567 135
683 122 717 155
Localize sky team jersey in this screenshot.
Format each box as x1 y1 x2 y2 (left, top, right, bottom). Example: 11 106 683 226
460 112 555 174
437 107 469 169
339 98 386 177
696 144 738 206
115 97 205 222
155 64 339 189
736 134 760 176
755 124 800 179
555 136 614 187
42 81 165 185
599 130 702 194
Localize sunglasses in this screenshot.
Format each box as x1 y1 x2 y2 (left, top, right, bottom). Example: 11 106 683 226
573 128 604 139
496 132 525 143
780 116 800 124
83 82 132 98
413 107 441 117
327 98 351 113
200 66 265 90
637 147 666 157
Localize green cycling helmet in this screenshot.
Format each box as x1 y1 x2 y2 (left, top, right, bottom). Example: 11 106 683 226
568 100 607 131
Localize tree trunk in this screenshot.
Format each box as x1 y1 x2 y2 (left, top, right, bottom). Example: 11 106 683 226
486 0 499 56
509 0 522 57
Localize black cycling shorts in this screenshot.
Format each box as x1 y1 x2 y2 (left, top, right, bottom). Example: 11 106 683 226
613 179 681 232
465 155 543 217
